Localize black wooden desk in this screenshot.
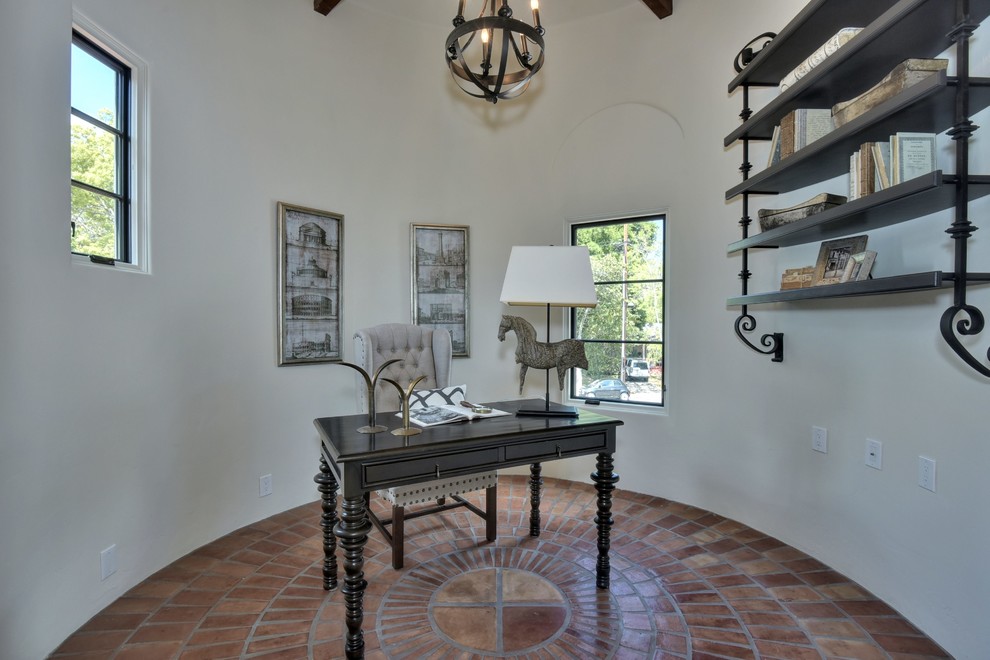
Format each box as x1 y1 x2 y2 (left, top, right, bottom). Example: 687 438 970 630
313 398 622 659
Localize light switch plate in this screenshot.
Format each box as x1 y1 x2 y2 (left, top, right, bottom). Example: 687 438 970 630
865 439 882 470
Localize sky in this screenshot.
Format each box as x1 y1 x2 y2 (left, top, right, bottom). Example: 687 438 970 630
71 42 118 126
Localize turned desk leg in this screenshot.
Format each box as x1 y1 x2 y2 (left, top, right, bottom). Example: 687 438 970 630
529 462 543 537
592 452 619 589
335 494 371 659
314 455 339 591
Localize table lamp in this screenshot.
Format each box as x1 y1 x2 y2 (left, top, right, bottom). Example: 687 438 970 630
499 245 598 416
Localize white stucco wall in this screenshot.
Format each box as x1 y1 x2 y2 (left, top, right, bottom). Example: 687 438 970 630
0 0 986 658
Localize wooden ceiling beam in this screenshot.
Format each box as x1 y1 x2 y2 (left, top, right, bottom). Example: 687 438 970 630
314 0 343 16
640 0 672 20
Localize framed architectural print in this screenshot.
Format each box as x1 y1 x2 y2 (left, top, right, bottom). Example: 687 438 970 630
411 223 469 357
277 202 343 366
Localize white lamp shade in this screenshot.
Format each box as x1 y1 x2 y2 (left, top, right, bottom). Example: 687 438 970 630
499 246 598 307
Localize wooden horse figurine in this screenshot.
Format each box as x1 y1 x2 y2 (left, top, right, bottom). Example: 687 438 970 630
497 315 589 394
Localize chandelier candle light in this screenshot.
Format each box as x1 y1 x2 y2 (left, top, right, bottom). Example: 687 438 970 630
446 0 546 103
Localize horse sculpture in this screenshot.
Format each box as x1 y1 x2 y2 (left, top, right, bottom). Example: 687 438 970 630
497 315 589 395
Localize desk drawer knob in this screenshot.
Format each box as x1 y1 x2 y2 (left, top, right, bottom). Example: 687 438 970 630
556 444 562 457
435 464 441 479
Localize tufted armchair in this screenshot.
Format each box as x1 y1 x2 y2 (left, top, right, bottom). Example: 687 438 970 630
353 323 497 569
354 323 452 413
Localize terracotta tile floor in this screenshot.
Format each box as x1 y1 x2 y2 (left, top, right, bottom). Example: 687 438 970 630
50 475 950 659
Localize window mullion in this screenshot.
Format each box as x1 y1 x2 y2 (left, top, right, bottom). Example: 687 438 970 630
71 178 123 200
70 108 123 137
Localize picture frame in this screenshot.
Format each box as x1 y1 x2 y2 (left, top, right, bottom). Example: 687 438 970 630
813 234 868 285
277 202 343 366
411 223 469 357
840 250 878 283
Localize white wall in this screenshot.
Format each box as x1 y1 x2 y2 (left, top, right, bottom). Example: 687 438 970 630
541 3 990 659
0 0 986 658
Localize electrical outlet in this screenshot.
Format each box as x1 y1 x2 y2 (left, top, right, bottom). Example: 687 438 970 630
259 474 273 497
918 456 936 492
865 439 883 470
811 426 828 453
100 544 118 581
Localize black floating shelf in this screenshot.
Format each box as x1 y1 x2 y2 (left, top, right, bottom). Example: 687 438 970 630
728 0 897 92
727 0 990 130
728 173 990 253
726 75 990 199
728 272 990 306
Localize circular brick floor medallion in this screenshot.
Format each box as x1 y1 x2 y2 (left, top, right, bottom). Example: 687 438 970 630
377 543 663 657
430 568 570 654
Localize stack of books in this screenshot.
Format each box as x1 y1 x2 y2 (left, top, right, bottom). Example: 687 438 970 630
849 133 936 200
768 108 835 166
780 266 815 290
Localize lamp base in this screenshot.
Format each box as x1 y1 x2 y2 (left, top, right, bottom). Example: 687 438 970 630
516 401 580 418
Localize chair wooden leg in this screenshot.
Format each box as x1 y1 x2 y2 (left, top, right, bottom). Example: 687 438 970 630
391 504 405 570
485 484 497 542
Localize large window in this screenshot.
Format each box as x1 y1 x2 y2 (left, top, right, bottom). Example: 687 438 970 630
570 215 665 408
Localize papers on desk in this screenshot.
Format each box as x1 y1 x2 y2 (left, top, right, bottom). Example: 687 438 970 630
401 404 510 427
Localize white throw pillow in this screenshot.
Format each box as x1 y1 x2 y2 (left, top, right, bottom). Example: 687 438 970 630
407 384 466 409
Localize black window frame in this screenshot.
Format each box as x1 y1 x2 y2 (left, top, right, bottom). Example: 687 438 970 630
569 214 666 409
70 29 131 263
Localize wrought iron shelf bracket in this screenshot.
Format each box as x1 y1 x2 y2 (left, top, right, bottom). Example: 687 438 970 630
735 309 784 362
731 80 784 363
938 5 990 377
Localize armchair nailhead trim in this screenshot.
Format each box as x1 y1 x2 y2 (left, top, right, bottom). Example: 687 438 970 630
378 472 497 507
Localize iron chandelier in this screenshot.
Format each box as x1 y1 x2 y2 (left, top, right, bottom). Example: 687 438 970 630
446 0 546 103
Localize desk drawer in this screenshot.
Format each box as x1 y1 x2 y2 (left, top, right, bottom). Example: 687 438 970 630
505 432 609 462
364 447 500 487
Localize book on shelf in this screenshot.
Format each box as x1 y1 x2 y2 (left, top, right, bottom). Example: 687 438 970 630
849 141 897 199
832 59 948 127
757 192 847 231
779 27 863 91
890 132 937 185
777 108 834 161
872 142 891 190
849 151 859 200
401 403 510 428
767 124 782 167
857 141 877 198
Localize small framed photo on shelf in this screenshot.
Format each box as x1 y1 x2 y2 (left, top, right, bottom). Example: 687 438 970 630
276 202 343 366
813 235 868 286
840 250 877 282
410 223 470 357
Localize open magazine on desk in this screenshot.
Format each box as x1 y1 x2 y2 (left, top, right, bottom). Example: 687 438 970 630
400 404 511 428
